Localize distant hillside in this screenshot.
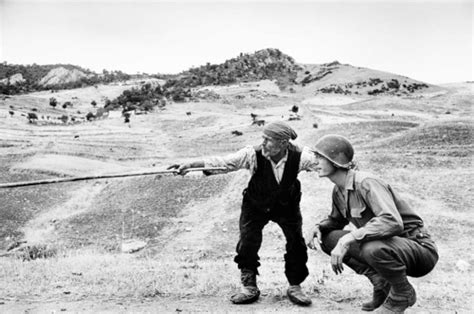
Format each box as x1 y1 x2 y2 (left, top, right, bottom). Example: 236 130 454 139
297 62 433 96
2 48 437 113
107 48 436 114
103 48 301 112
166 48 300 90
0 63 131 95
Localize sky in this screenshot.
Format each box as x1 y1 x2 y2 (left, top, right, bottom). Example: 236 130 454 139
0 0 472 84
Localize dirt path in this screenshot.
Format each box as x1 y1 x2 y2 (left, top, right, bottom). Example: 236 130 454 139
0 296 360 313
146 171 248 258
21 182 106 244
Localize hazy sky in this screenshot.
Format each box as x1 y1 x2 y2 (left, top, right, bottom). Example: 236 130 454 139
1 0 472 84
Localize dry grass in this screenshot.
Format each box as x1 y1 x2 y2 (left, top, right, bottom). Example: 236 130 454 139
0 82 473 312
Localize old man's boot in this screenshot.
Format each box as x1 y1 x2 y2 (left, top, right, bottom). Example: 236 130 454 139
377 278 416 314
362 270 391 311
230 268 260 304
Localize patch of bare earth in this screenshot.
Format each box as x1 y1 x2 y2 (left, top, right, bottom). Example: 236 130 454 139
0 82 472 312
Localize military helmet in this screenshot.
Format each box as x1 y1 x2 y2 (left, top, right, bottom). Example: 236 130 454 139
313 134 354 169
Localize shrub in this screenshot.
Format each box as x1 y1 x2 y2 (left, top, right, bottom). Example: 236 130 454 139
27 112 38 123
86 112 95 121
18 244 57 261
49 97 57 108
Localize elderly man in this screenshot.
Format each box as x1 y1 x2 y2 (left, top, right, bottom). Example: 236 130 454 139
169 121 317 306
306 134 438 313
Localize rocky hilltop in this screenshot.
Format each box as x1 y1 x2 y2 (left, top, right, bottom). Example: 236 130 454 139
0 63 130 95
38 67 91 86
297 61 432 96
0 73 26 85
170 48 300 89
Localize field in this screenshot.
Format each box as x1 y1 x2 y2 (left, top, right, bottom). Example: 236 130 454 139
0 80 473 313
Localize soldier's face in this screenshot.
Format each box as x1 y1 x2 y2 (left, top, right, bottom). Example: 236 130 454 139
262 135 286 158
315 154 337 177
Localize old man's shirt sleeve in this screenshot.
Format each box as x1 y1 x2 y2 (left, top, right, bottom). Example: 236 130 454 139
203 145 257 174
350 178 404 242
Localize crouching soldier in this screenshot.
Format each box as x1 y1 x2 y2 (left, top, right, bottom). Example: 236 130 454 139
169 121 317 306
306 134 438 313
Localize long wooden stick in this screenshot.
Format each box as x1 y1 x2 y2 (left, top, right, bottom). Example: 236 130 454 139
0 167 226 189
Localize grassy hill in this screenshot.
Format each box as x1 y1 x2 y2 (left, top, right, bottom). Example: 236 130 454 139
0 52 472 312
0 62 132 95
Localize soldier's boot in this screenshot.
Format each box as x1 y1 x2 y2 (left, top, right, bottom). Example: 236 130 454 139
343 258 390 312
361 270 391 311
230 268 260 304
287 285 312 306
377 278 416 314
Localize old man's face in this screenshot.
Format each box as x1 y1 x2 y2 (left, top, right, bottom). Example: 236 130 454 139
261 134 287 158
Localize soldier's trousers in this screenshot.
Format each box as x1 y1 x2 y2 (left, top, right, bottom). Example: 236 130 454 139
234 201 309 285
320 229 438 283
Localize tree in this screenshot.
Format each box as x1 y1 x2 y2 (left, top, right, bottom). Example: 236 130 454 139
49 97 57 108
86 112 95 121
123 112 131 123
27 112 38 123
91 100 97 107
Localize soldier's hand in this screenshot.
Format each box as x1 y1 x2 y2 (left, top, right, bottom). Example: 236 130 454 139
306 225 322 250
330 242 348 275
330 233 355 275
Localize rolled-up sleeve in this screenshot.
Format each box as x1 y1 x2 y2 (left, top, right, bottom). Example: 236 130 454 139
203 145 256 174
351 178 404 242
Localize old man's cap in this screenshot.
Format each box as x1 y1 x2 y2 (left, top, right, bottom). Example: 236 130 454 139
263 121 298 141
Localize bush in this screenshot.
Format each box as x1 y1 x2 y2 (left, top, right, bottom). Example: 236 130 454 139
86 112 95 121
27 112 38 123
18 244 57 261
49 97 57 108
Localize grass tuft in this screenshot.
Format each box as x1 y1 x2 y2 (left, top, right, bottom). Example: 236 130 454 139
17 244 57 261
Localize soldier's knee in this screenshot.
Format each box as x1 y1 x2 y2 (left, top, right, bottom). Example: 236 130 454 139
320 231 340 255
360 241 387 260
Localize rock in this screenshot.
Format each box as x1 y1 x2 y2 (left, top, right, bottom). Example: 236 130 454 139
39 67 90 86
0 73 26 85
121 239 147 253
456 259 470 272
6 240 27 251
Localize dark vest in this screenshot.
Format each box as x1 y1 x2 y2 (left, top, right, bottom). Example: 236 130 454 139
243 144 302 212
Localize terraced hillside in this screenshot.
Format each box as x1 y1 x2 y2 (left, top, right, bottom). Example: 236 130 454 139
0 76 472 312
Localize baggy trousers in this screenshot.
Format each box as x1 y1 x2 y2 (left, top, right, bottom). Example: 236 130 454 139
320 229 438 283
234 200 309 285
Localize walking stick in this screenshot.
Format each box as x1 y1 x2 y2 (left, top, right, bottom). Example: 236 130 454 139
0 167 226 189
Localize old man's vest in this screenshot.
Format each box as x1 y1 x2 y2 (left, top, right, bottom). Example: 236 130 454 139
243 144 301 213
